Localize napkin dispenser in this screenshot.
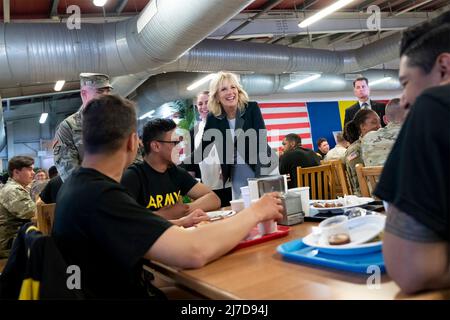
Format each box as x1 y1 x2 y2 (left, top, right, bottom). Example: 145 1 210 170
279 192 304 225
256 176 304 226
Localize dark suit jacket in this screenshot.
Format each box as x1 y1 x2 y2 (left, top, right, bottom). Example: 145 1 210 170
190 101 272 185
344 100 386 127
279 147 321 189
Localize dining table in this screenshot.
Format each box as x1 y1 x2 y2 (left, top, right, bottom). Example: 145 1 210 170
146 217 450 300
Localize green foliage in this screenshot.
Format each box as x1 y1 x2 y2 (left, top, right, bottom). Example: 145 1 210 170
172 99 196 131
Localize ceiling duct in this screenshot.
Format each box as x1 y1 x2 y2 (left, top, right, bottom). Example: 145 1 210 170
135 69 400 111
114 32 401 97
0 0 255 152
0 0 255 86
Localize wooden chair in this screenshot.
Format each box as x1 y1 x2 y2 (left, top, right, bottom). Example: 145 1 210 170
355 164 383 197
296 164 335 200
322 159 352 196
36 203 56 236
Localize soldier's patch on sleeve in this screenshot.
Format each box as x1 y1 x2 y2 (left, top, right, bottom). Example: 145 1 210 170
347 152 358 161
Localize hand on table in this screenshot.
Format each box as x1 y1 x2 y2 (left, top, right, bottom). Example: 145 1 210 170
180 209 209 228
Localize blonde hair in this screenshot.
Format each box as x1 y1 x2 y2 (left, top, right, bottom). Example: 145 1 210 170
208 72 249 117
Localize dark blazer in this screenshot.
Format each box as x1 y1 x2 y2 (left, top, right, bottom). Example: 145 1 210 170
344 100 386 127
190 101 272 186
279 147 321 189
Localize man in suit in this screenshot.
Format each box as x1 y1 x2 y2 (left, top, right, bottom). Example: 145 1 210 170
344 77 386 127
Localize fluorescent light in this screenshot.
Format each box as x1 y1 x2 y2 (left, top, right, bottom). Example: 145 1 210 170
370 77 392 86
284 74 321 90
54 80 65 91
139 110 155 120
187 74 216 91
298 0 355 28
93 0 108 7
39 113 48 124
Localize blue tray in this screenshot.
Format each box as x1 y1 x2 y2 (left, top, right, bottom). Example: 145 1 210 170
277 238 385 274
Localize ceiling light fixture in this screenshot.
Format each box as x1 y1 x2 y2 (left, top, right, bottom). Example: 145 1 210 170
54 80 65 92
298 0 355 28
187 74 217 91
139 110 155 120
93 0 108 7
370 77 392 86
284 74 321 90
39 113 48 124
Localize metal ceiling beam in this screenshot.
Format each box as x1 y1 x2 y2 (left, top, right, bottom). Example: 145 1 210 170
50 0 60 18
115 0 129 15
222 0 285 40
3 0 10 23
210 12 428 39
394 0 434 16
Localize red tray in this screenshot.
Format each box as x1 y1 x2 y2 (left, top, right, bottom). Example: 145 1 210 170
232 225 290 252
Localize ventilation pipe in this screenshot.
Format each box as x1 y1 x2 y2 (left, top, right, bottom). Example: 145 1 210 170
0 0 255 86
114 32 401 96
0 0 255 152
135 69 400 111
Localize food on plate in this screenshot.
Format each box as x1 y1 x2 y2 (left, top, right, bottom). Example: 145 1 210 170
312 202 325 208
312 201 344 208
325 202 343 208
328 233 351 245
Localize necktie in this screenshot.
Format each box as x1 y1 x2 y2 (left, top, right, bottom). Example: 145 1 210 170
361 102 369 110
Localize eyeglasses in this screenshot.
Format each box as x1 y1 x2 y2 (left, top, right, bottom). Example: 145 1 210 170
156 140 181 146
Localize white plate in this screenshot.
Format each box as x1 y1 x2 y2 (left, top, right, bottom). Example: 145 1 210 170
309 197 374 212
206 210 236 221
302 215 385 255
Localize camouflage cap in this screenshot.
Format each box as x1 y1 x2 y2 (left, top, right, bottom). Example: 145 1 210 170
79 73 113 89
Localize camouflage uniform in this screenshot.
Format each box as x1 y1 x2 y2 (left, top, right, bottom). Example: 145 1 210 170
324 145 347 161
53 110 84 182
0 178 36 258
361 122 401 166
344 139 364 196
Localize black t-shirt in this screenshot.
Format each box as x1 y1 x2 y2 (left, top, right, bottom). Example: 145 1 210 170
279 147 321 189
374 84 450 241
121 161 198 210
39 175 63 204
52 167 173 299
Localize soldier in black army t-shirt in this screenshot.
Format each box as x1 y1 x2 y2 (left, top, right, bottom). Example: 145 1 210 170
375 12 450 294
53 95 284 299
121 118 221 220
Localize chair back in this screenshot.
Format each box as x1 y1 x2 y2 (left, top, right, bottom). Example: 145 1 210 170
296 164 335 200
36 203 56 236
321 159 352 196
355 164 383 197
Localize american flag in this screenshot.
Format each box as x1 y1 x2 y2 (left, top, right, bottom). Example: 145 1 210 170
259 102 313 151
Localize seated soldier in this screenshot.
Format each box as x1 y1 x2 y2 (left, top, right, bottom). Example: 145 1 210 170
361 98 406 166
121 118 221 220
0 156 36 258
279 133 321 189
52 95 283 299
324 133 349 161
375 12 450 294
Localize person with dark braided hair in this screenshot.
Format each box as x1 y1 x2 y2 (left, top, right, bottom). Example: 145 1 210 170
343 109 381 195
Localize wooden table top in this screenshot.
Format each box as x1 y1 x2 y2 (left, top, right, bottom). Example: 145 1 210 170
148 221 450 300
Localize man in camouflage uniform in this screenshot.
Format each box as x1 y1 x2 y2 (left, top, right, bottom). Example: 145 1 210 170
0 156 36 258
53 73 112 182
361 98 406 166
